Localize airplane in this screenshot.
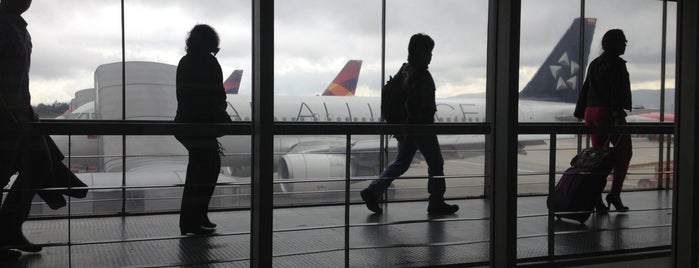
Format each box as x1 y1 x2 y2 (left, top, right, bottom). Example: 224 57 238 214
51 60 363 173
52 18 598 196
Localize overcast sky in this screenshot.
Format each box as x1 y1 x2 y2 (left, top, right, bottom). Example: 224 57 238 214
23 0 676 105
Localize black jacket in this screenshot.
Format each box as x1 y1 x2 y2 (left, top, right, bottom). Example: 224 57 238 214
0 8 33 124
405 64 437 124
174 52 231 124
576 52 632 118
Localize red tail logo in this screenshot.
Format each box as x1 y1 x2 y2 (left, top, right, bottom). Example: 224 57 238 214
224 70 243 94
321 60 362 96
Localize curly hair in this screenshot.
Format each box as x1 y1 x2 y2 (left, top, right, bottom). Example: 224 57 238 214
185 24 220 55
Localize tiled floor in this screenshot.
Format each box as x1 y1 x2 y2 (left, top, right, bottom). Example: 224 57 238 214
3 190 672 267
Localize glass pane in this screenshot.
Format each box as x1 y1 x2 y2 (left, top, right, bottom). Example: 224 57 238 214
112 1 253 265
274 0 381 120
582 0 672 254
519 0 580 260
123 0 252 121
272 0 383 265
26 1 121 120
387 0 489 123
625 1 677 124
519 0 581 123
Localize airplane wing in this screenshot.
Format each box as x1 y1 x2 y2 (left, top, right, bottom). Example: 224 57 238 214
556 108 675 122
277 134 563 187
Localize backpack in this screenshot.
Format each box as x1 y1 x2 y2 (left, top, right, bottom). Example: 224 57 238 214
381 63 408 123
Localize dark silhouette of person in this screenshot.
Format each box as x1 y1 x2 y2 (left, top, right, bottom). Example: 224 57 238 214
361 33 459 215
0 0 46 261
577 29 633 212
175 24 232 235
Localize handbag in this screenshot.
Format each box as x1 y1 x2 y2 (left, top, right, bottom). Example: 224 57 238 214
571 146 615 169
571 136 621 170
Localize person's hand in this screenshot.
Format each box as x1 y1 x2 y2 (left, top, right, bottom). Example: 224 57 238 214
612 112 626 125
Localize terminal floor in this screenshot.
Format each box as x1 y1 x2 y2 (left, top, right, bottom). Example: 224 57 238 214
6 190 672 267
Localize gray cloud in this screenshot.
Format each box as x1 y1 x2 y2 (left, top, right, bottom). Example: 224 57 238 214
21 0 676 104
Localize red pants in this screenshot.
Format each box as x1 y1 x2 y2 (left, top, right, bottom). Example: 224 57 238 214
584 107 633 195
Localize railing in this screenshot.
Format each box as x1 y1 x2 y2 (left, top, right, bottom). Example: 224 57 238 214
1 120 675 266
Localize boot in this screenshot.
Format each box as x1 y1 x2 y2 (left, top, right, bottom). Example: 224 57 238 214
360 188 383 214
427 196 459 215
606 193 629 212
594 196 609 214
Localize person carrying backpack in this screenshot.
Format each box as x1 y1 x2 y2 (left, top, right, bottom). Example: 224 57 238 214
360 33 458 215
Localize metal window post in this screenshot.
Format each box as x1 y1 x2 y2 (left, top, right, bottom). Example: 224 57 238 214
486 0 521 266
672 1 699 267
251 0 274 267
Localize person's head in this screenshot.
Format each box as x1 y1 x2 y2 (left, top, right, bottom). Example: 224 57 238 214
0 0 32 15
602 29 627 56
185 24 220 55
407 33 434 66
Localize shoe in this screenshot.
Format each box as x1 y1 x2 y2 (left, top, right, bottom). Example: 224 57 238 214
594 197 609 214
180 225 216 236
427 202 459 215
360 188 383 214
0 249 21 261
606 194 629 212
595 203 609 214
202 216 217 229
1 232 42 253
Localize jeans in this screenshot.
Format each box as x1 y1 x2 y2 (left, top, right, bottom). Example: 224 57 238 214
368 134 445 201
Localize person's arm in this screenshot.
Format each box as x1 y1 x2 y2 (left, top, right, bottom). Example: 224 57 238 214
609 59 631 123
205 56 231 124
0 24 18 124
416 72 436 123
0 95 18 124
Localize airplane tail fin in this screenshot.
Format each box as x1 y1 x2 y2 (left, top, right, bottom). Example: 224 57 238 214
223 69 243 94
321 60 362 96
520 18 597 103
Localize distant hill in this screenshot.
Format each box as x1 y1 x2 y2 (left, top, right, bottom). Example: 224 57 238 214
448 92 485 99
33 101 70 119
631 89 675 111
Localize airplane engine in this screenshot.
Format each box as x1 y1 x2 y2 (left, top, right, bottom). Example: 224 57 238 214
278 153 352 193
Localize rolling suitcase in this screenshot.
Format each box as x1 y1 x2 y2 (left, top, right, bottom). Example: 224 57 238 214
547 146 616 224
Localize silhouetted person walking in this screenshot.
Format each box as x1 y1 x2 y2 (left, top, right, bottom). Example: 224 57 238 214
0 0 47 261
175 24 232 235
577 29 633 212
361 33 458 215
